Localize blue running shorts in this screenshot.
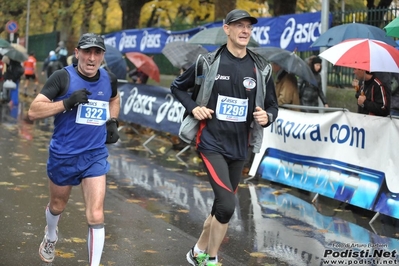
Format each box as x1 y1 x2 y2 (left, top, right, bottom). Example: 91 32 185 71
47 147 110 186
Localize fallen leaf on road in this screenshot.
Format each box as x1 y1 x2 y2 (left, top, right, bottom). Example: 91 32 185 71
71 237 86 243
148 198 159 201
56 250 75 258
11 172 25 176
154 213 165 219
0 182 14 186
126 199 142 203
8 187 22 191
250 252 267 258
143 250 158 253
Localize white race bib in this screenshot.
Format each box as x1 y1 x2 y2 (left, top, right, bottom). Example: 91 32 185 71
215 94 248 122
75 100 109 126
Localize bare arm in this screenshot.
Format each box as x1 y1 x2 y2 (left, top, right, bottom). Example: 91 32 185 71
109 91 120 119
28 94 65 121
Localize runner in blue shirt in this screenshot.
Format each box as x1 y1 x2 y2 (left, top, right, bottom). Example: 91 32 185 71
28 33 120 266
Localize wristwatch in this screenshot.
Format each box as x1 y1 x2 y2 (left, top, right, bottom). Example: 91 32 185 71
267 113 273 123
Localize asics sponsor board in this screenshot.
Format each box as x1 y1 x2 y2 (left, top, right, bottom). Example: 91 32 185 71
104 11 329 53
118 83 184 136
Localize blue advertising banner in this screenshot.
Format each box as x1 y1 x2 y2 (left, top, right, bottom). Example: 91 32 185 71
104 11 330 53
118 83 183 136
256 148 384 211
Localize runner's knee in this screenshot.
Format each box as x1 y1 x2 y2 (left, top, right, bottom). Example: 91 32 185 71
214 196 236 224
86 208 104 224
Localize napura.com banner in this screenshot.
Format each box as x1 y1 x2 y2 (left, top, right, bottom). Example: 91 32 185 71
250 109 399 220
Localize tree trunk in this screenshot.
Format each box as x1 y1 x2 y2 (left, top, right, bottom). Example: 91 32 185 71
81 0 95 34
98 0 109 34
214 0 235 22
272 0 297 16
57 0 77 52
119 0 147 29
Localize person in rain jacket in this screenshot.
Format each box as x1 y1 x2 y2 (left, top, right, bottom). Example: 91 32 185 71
170 9 278 266
298 55 328 113
42 51 64 78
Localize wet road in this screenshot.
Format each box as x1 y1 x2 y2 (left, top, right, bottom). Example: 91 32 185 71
1 97 399 266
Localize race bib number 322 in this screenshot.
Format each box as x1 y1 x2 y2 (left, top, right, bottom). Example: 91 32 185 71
75 100 109 126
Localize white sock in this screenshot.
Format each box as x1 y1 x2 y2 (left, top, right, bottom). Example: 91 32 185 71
87 224 105 266
45 205 60 242
194 243 205 254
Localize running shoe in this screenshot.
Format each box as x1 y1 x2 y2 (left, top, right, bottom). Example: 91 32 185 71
186 247 208 266
39 226 58 263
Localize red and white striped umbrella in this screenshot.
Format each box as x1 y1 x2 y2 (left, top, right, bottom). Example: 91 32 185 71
319 38 399 73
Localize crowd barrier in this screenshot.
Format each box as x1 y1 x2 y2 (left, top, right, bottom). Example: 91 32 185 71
117 82 399 221
117 82 190 161
105 11 328 54
249 108 399 222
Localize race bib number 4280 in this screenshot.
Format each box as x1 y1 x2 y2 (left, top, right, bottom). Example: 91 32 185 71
75 100 109 126
215 94 248 122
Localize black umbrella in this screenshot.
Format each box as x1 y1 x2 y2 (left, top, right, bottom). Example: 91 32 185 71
312 23 397 48
162 41 208 70
104 44 127 80
1 48 28 62
251 47 317 86
0 38 10 48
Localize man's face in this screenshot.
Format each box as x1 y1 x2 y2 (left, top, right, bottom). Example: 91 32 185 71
353 68 366 80
75 47 105 77
224 19 253 48
271 62 281 73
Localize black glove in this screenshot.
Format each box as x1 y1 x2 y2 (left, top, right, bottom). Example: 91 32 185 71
63 89 92 111
105 118 119 144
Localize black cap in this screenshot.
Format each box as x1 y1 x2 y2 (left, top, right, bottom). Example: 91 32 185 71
77 33 106 51
225 9 258 25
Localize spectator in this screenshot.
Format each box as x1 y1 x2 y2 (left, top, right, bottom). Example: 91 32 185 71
298 56 328 113
271 62 300 111
45 52 64 78
23 52 39 96
42 51 54 77
0 54 4 100
2 55 24 104
390 73 399 116
353 69 391 116
55 41 68 67
128 68 149 84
